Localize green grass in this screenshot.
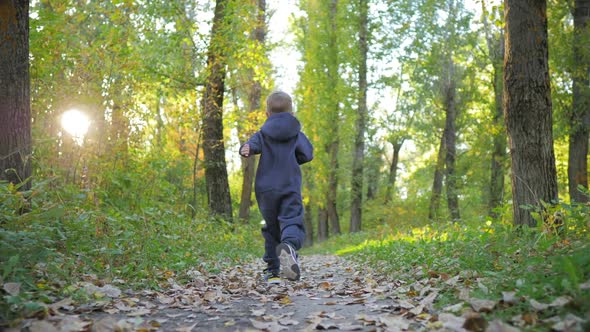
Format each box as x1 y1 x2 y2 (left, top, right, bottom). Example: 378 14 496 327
0 180 264 322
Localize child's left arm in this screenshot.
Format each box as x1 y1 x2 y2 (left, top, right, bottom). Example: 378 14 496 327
295 133 314 165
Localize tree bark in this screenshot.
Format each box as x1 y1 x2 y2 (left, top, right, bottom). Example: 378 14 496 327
429 133 446 220
303 171 314 247
444 63 460 221
317 207 328 242
569 0 590 203
350 0 368 233
0 0 31 191
201 0 232 219
324 0 341 235
385 141 402 203
238 0 266 221
482 1 507 215
504 0 558 226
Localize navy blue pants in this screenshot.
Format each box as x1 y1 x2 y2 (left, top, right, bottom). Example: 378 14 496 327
256 190 306 272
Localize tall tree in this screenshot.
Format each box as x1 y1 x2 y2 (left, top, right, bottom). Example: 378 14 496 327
569 0 590 203
326 0 341 235
482 1 507 216
201 0 233 218
350 0 368 233
238 0 266 221
504 0 558 226
0 0 31 191
429 133 446 219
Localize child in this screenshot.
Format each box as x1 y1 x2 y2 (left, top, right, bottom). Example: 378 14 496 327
239 91 314 284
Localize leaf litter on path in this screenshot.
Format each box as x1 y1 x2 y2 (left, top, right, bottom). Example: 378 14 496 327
6 254 587 331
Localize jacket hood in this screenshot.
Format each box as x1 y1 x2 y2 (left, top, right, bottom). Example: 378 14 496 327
260 112 301 141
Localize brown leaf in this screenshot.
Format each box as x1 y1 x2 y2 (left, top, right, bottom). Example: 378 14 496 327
99 284 121 298
469 298 496 312
485 320 520 332
157 294 175 304
463 312 487 332
3 282 20 296
91 317 118 332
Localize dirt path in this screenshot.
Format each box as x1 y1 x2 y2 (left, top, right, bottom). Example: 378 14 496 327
11 255 529 331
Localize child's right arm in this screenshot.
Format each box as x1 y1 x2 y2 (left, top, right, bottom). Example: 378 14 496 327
239 132 262 157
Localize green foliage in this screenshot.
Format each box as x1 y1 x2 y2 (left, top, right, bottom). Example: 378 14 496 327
0 179 263 321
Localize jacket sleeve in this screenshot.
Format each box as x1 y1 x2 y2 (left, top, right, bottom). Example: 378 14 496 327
295 132 314 165
239 131 262 157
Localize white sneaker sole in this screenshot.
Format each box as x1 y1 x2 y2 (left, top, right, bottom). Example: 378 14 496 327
277 243 300 281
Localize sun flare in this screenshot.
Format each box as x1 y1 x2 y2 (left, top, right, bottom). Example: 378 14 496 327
61 109 90 144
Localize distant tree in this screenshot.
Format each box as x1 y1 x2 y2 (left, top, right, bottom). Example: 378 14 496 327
238 0 267 221
504 0 558 226
569 0 590 203
350 0 369 233
201 0 233 218
0 0 31 191
481 1 507 216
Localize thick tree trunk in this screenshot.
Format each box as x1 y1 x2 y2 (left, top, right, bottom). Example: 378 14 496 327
444 64 460 221
504 0 558 226
0 0 31 191
569 0 590 203
239 0 266 221
350 0 368 233
317 207 328 242
429 133 446 220
201 0 232 219
385 141 402 203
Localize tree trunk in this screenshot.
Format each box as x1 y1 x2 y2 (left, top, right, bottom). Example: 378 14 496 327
0 0 31 191
238 0 266 221
303 171 314 247
317 207 328 242
482 1 507 215
385 141 402 203
429 133 446 220
504 0 558 226
201 0 233 219
444 63 460 221
350 0 368 233
325 0 341 235
569 0 590 203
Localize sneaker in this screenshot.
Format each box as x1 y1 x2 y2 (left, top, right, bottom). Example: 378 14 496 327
263 268 281 285
276 243 300 281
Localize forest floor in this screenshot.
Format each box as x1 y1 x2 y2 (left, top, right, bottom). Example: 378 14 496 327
7 253 586 332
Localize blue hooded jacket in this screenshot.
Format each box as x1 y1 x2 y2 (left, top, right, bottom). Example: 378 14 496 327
240 112 313 194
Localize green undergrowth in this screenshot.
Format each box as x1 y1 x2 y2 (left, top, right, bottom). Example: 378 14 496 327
307 205 590 329
0 179 263 322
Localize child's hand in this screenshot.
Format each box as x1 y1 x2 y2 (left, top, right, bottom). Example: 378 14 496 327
241 144 250 157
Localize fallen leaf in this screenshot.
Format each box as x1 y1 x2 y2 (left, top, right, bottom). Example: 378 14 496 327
91 317 118 332
469 298 496 312
443 302 464 313
175 323 198 332
501 291 518 305
250 318 288 331
463 312 487 331
127 308 151 316
549 296 570 307
529 299 549 311
485 320 520 332
279 318 299 326
29 320 58 332
379 314 411 330
551 314 584 332
3 282 20 296
251 308 266 316
100 284 121 298
439 313 468 332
